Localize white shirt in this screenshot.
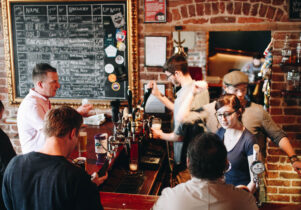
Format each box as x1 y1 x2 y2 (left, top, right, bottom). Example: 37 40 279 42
17 89 51 154
152 177 258 210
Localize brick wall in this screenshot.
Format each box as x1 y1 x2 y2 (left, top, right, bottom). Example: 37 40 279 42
138 0 301 204
0 0 301 204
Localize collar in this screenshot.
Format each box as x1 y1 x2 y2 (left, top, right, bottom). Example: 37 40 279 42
191 177 225 184
29 88 49 102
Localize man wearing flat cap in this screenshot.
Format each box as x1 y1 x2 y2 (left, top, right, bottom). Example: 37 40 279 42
177 70 301 176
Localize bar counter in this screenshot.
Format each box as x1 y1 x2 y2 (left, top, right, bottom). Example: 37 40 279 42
99 192 301 210
70 119 167 194
70 121 301 210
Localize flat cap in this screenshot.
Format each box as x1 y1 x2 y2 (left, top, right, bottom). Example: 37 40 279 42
223 71 249 86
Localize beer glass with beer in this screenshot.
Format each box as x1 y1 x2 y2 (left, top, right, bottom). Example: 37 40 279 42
151 118 162 130
150 117 162 139
78 131 87 157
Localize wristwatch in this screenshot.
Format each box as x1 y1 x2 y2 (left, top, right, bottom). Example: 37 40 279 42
289 155 299 164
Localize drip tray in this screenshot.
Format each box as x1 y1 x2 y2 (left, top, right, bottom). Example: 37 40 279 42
115 173 145 194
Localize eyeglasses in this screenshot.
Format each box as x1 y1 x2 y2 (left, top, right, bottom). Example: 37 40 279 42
166 73 174 80
227 86 247 94
215 111 236 119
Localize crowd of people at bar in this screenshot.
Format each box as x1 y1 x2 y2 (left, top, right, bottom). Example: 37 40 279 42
0 53 300 209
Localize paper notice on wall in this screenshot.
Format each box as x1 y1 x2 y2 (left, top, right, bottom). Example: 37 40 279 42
172 31 196 49
144 84 165 113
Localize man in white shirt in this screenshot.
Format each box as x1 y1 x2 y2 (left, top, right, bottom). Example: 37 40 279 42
149 54 209 167
152 133 258 210
17 63 92 154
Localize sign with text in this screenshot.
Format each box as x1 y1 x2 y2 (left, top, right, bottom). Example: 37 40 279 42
144 0 166 23
2 0 139 106
289 0 301 20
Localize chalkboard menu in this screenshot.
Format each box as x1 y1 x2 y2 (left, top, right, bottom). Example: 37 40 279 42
9 1 130 101
289 0 301 20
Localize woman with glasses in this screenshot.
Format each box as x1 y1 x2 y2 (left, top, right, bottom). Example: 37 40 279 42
215 94 256 193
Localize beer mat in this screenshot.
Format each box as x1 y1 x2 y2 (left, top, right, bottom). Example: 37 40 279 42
115 174 145 194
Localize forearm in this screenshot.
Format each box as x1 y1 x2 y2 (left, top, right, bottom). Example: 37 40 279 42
176 92 194 122
278 137 296 157
159 132 182 142
247 155 256 193
157 94 174 111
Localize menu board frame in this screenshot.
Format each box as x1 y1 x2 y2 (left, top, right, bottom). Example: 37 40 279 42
1 0 139 108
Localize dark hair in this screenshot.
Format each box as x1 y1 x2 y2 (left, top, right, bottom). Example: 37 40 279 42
187 133 227 180
43 106 83 138
32 63 57 83
253 53 262 59
0 100 4 112
163 54 188 75
215 94 244 121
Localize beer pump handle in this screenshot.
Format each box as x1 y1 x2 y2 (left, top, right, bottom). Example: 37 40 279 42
253 144 260 161
142 88 152 108
97 158 109 177
110 100 120 123
127 89 132 114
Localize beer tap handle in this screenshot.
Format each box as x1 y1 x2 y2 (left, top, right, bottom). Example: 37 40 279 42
142 88 152 108
253 144 259 161
127 89 132 114
110 100 120 123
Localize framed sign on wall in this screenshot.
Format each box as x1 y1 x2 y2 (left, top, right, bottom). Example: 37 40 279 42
144 0 166 23
1 0 139 108
144 36 167 67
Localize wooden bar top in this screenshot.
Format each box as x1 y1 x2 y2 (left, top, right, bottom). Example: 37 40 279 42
99 192 301 210
100 192 158 210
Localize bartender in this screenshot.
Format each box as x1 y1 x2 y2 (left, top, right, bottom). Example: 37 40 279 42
17 63 93 154
241 53 264 104
241 53 263 83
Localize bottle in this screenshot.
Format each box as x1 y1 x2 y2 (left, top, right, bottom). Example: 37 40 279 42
296 43 301 65
95 133 108 165
281 35 292 64
296 33 301 65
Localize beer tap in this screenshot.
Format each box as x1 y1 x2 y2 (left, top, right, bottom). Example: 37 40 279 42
110 100 120 139
250 144 265 189
250 144 265 207
142 87 152 109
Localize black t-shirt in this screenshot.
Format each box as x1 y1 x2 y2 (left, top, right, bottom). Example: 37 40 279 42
2 152 103 210
0 128 16 210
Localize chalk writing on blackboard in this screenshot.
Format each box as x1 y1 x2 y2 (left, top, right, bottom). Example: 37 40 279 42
11 2 128 100
289 0 301 20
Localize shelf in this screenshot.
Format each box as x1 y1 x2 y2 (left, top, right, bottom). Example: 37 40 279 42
280 63 301 72
281 90 301 97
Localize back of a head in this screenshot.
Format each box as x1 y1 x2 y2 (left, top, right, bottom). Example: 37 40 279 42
187 133 227 180
163 54 188 75
253 53 262 60
43 106 83 138
32 63 57 83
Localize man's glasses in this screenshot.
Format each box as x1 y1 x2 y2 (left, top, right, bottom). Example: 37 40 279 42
216 111 236 119
227 86 247 94
166 73 173 80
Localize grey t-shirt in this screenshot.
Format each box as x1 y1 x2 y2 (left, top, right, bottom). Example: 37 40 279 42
173 81 210 164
